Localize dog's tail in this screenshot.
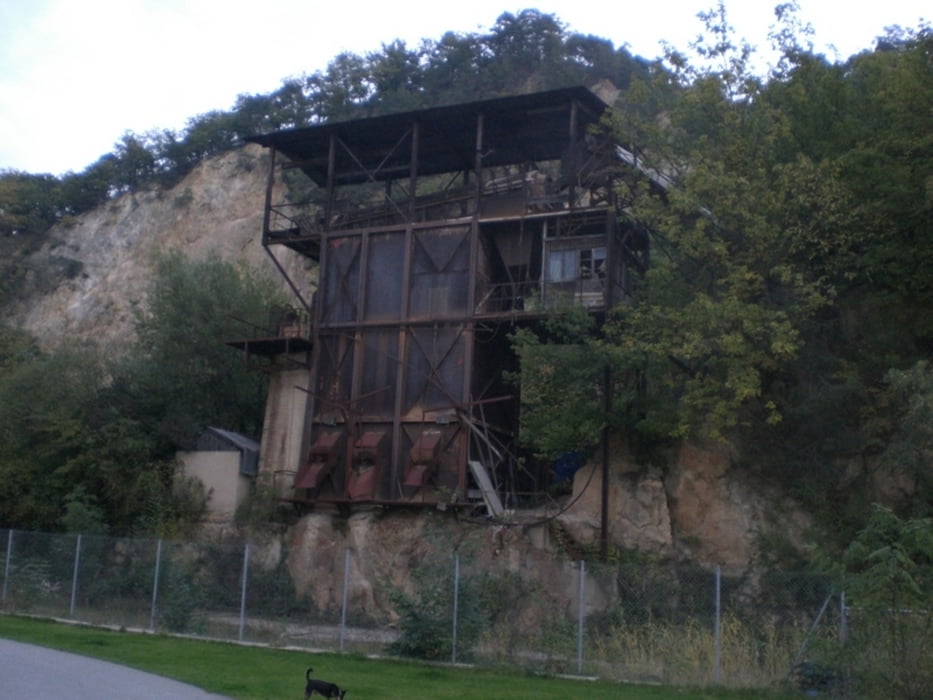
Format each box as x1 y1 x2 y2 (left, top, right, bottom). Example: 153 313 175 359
305 667 314 682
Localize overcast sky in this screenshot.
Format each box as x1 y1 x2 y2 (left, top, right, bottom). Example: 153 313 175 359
0 0 927 176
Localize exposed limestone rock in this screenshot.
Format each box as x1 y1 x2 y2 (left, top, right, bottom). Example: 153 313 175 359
4 144 309 352
665 442 794 571
666 443 741 567
275 507 619 625
286 513 348 615
553 440 815 573
256 442 811 625
561 460 674 556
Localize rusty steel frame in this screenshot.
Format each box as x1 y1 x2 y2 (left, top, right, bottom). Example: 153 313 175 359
249 87 640 509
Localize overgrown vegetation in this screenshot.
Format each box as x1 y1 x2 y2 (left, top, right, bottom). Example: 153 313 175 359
388 555 487 661
511 6 932 554
818 506 933 699
0 254 285 535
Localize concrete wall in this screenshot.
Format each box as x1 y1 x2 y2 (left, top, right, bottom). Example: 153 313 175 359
257 363 311 497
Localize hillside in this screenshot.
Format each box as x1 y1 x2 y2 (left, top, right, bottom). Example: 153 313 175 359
0 139 811 574
1 21 929 585
3 145 308 352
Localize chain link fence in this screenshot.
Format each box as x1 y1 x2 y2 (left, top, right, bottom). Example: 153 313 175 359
1 527 846 691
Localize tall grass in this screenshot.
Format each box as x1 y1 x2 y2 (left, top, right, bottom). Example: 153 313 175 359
590 614 807 688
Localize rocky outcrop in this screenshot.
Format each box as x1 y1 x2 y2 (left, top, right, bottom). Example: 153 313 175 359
561 455 674 557
267 440 812 623
4 144 309 352
557 440 811 572
665 442 769 570
273 508 615 626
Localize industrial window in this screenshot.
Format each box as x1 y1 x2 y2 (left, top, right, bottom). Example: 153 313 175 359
580 247 607 279
547 249 577 282
548 246 606 282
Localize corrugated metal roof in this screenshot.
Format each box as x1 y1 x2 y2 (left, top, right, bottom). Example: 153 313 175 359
246 86 610 187
197 427 260 476
200 427 259 452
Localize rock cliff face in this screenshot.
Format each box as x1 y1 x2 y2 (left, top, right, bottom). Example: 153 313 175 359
4 144 309 351
262 439 810 626
559 440 811 570
3 145 811 620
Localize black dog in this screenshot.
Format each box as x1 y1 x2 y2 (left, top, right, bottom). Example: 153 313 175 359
304 667 347 699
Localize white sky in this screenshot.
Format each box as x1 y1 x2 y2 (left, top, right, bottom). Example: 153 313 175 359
0 0 927 176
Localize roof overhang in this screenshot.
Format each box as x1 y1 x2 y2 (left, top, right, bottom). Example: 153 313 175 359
246 86 611 187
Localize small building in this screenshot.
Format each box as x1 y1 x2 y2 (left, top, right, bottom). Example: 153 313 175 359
178 427 260 520
234 86 651 512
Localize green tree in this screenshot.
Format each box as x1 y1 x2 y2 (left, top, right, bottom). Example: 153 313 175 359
230 79 313 133
389 554 488 661
875 362 933 516
420 31 487 104
0 323 38 373
484 10 573 91
0 342 182 534
764 24 933 363
126 251 286 447
749 27 932 532
365 40 425 114
509 305 613 459
832 505 933 699
0 171 61 236
587 13 933 552
109 133 158 194
0 346 105 530
303 52 374 121
601 6 835 441
0 253 283 534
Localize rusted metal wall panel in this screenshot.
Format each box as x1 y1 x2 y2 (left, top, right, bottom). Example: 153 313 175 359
320 236 361 323
363 232 405 321
403 325 466 417
312 333 354 421
409 226 471 318
253 89 645 507
360 328 399 418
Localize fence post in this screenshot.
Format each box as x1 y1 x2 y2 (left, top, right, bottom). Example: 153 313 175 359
839 591 847 646
451 554 460 664
238 543 250 642
339 548 350 651
713 565 722 685
577 559 585 674
2 530 13 605
69 534 82 618
149 539 162 631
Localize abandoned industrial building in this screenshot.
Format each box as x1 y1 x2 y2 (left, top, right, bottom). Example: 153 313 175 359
229 86 651 515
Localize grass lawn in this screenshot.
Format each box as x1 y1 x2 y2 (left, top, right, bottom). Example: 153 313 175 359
0 615 798 699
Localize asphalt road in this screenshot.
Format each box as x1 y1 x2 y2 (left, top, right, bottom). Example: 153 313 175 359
0 638 232 699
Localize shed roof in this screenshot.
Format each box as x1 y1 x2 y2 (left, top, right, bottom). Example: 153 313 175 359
199 427 259 453
246 86 611 186
197 427 260 477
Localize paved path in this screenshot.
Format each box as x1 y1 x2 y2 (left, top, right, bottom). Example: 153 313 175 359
0 638 232 699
